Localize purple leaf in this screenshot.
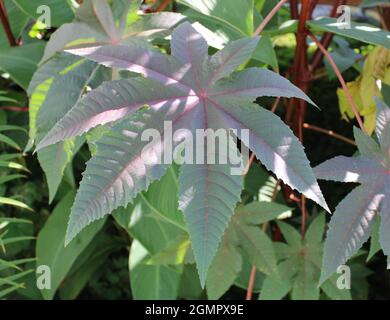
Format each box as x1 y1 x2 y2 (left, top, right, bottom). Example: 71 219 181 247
317 99 390 282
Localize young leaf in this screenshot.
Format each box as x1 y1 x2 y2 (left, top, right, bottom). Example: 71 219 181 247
41 22 327 285
315 100 390 283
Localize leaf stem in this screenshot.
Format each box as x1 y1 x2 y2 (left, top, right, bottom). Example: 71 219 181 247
156 0 171 12
0 106 28 112
271 97 281 113
253 0 289 36
303 123 357 146
300 195 306 238
245 266 257 300
310 0 347 71
308 32 367 134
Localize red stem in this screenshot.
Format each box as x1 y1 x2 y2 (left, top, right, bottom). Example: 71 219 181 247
253 0 288 36
156 0 171 12
290 0 299 19
310 0 347 71
308 32 367 133
0 0 16 46
303 123 357 146
245 267 257 300
0 106 28 112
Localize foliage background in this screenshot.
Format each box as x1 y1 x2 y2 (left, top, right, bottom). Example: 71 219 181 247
1 0 390 300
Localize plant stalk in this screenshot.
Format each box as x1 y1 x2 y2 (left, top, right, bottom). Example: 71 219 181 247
0 0 16 46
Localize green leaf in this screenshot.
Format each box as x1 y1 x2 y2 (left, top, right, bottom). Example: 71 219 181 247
114 165 187 256
0 0 28 49
0 197 32 211
64 105 189 245
178 0 254 36
36 191 106 299
304 214 325 244
308 18 390 50
353 127 380 158
40 0 184 62
360 0 390 8
232 221 277 276
0 133 20 150
321 273 352 300
236 201 292 225
36 77 190 150
12 0 75 27
59 234 118 300
277 221 302 247
179 158 243 286
206 230 242 300
0 160 28 171
234 252 265 292
178 264 204 299
0 42 44 89
367 215 381 261
179 0 278 68
259 259 296 300
30 54 104 201
129 240 182 300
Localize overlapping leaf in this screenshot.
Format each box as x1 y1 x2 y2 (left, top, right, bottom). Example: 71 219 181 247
259 215 352 300
38 22 328 285
30 0 185 200
206 201 292 299
41 0 185 63
315 99 390 283
178 0 278 68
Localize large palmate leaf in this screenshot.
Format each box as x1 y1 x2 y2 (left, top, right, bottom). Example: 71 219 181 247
30 0 184 200
114 165 187 298
38 22 328 285
259 215 352 300
315 99 390 283
41 0 185 63
28 54 108 201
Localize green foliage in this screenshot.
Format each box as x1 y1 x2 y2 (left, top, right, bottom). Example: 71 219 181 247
2 0 390 301
36 191 106 299
259 215 352 300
